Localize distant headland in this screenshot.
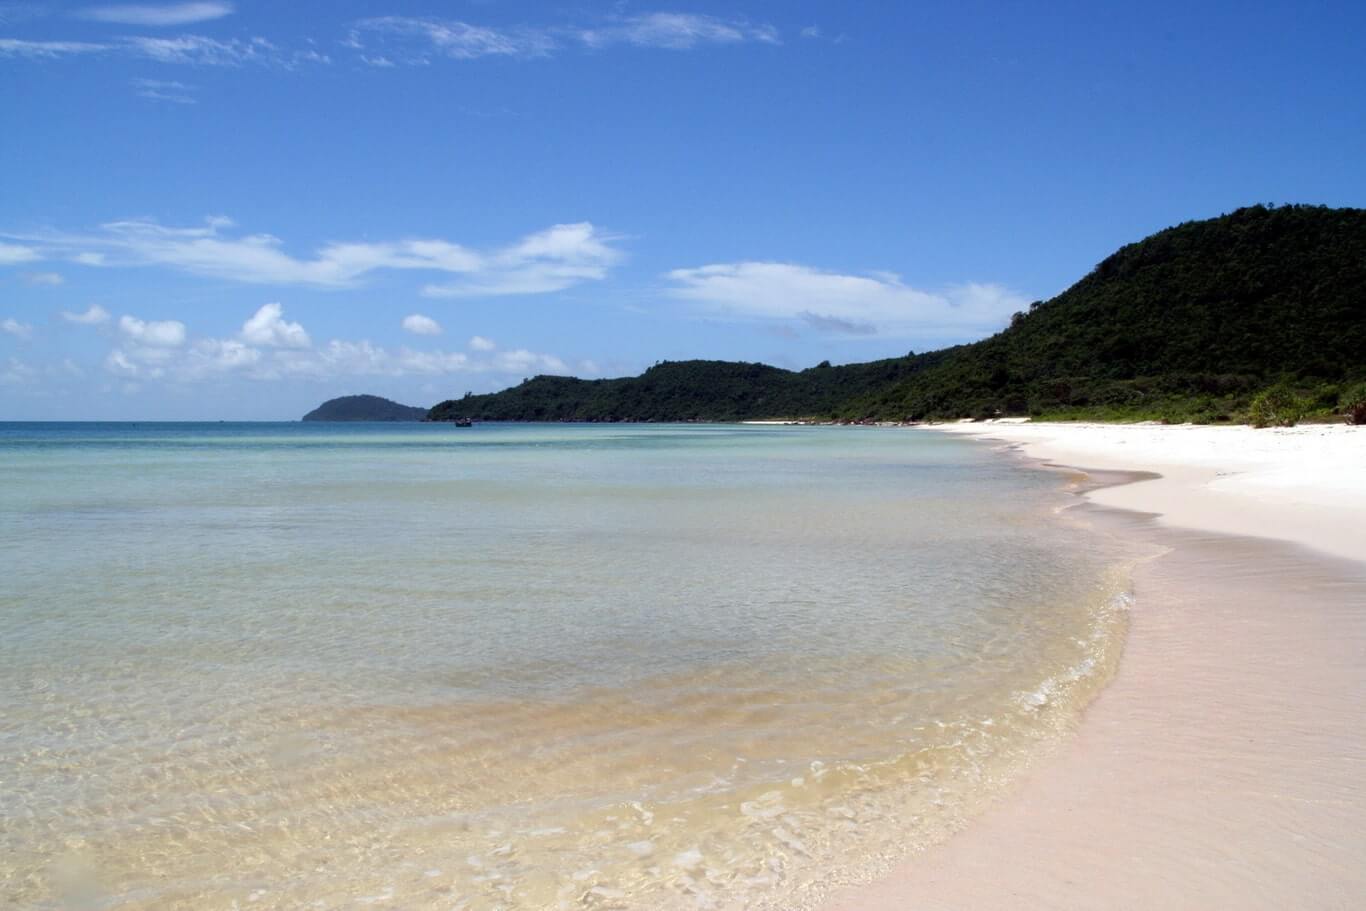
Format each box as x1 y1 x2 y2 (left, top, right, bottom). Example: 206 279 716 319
301 394 427 422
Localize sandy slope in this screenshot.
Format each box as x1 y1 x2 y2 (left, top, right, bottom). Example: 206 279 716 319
823 421 1366 910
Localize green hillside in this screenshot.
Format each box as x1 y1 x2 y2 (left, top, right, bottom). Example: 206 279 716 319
429 205 1366 425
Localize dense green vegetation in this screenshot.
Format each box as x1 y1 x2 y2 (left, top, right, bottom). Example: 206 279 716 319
429 357 927 423
302 394 427 422
428 205 1366 425
1342 382 1366 425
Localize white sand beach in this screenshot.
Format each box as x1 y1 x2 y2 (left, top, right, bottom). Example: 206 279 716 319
825 421 1366 910
936 421 1366 564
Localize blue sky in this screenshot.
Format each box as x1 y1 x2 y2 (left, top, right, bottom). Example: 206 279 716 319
3 0 1364 419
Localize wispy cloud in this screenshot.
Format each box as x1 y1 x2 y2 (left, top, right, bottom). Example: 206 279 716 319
76 2 234 27
347 17 555 63
0 33 326 67
62 304 111 324
266 341 568 381
574 13 779 50
2 317 34 339
0 38 105 58
21 270 64 285
346 11 779 65
797 25 849 45
6 217 623 296
420 222 623 298
4 9 770 72
132 77 195 103
1 356 39 385
0 241 41 264
666 262 1026 339
123 34 325 67
0 4 48 27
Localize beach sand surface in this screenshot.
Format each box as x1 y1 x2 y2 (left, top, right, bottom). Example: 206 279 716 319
937 421 1366 564
824 422 1366 910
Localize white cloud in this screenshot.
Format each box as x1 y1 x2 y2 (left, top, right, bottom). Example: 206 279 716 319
262 339 567 381
105 348 149 378
0 242 40 265
122 34 272 66
179 337 261 378
55 358 85 378
62 304 111 325
492 348 568 374
348 17 555 63
2 317 34 339
665 262 1027 339
241 302 310 348
1 357 39 386
8 217 622 296
346 12 778 64
0 38 105 59
468 335 495 351
119 314 186 347
77 2 234 27
133 77 196 103
421 222 622 297
0 33 325 67
88 305 569 385
575 13 779 50
22 271 65 286
402 313 442 336
800 26 822 39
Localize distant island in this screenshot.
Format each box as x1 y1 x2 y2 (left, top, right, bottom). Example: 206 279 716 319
426 205 1365 426
302 395 428 422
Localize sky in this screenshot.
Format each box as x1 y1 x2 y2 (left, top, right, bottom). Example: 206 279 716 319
2 1 1365 419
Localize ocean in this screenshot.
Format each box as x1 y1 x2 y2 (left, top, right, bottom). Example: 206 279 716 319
0 422 1137 910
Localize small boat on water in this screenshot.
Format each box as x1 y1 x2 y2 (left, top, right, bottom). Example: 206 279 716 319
453 418 473 427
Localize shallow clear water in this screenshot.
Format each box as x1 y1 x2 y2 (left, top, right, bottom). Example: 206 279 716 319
0 422 1135 909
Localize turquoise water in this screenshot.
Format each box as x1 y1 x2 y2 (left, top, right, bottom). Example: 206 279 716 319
0 422 1135 909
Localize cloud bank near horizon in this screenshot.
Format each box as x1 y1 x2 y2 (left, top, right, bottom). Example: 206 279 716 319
63 303 581 387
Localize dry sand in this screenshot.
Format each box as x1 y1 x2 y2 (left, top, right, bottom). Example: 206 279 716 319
824 422 1366 910
936 421 1366 564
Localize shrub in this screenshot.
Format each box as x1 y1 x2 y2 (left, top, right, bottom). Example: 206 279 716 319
1247 386 1304 428
1341 382 1366 425
973 403 1002 421
1306 383 1343 411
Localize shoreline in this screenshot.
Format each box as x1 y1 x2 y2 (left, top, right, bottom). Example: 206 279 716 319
824 421 1366 909
931 421 1366 564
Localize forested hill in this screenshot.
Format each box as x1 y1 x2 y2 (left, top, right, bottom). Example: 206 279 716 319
429 205 1366 424
302 395 427 422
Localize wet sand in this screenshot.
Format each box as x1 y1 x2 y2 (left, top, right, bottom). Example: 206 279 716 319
825 424 1366 910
